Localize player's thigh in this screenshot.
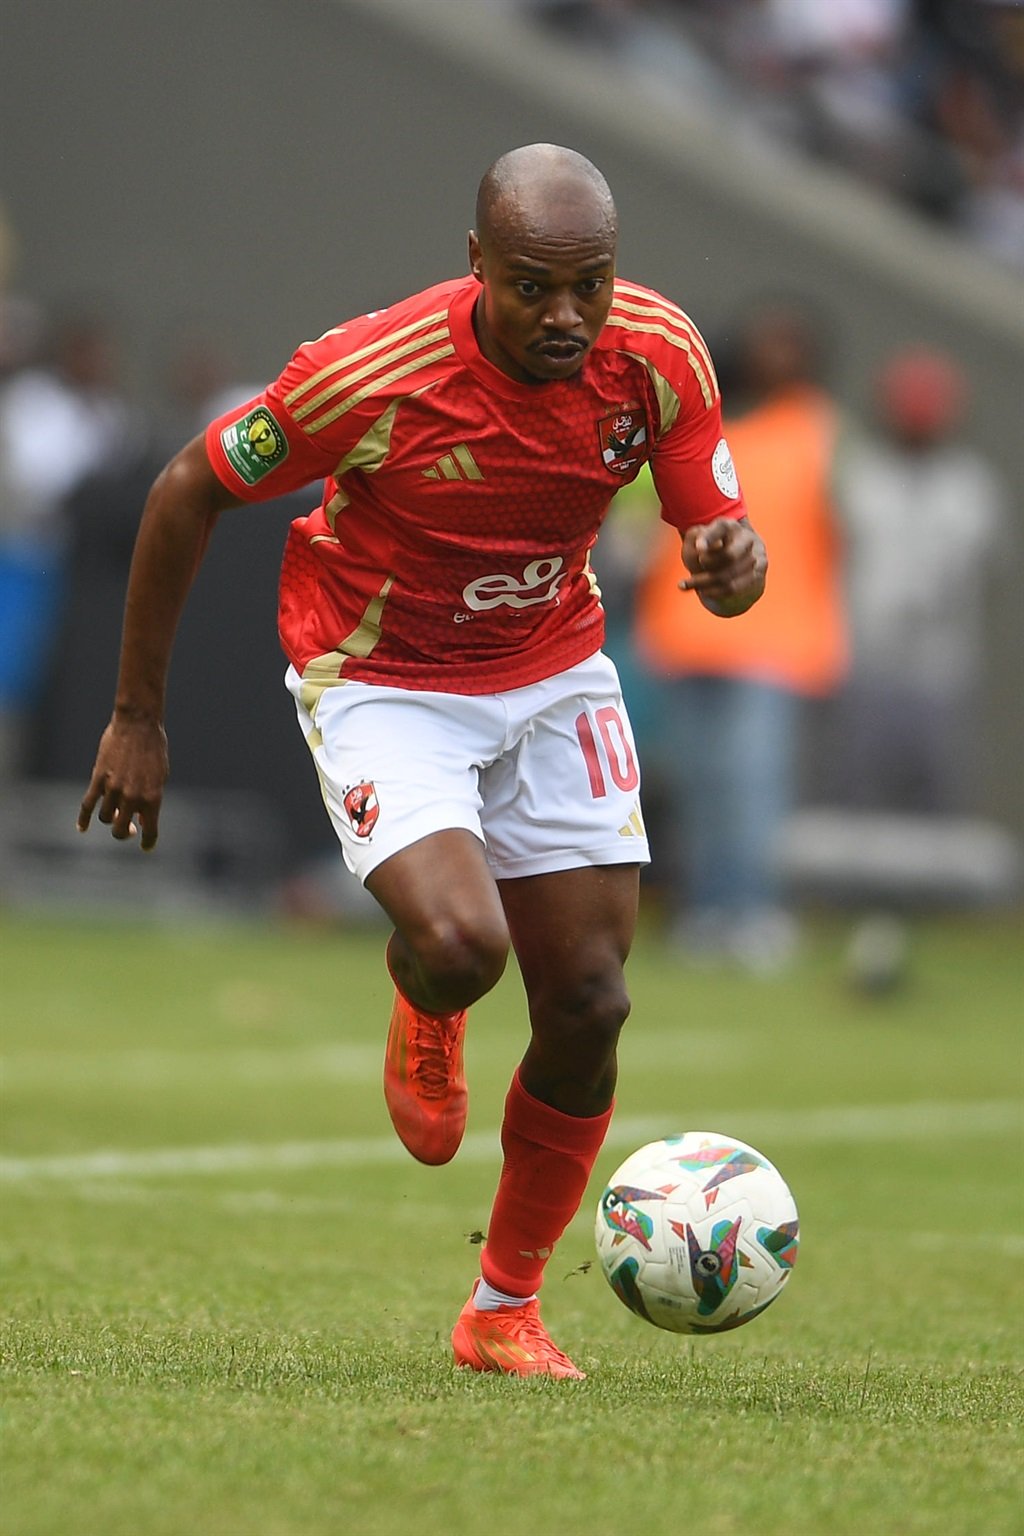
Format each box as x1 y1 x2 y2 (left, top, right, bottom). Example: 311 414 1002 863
368 827 509 966
288 672 495 884
480 653 650 879
289 674 509 963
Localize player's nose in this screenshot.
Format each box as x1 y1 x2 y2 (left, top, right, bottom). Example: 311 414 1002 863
543 290 583 332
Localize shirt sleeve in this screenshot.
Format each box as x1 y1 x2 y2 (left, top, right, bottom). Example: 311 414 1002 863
204 352 347 503
650 392 746 532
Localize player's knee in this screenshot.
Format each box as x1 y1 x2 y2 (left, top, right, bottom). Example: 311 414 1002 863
584 979 632 1057
412 912 510 1009
543 972 632 1063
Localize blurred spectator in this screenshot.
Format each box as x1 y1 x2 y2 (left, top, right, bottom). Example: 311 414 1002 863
0 310 141 540
25 329 341 887
0 200 45 385
160 326 265 450
512 0 1024 270
0 309 141 775
590 465 664 749
831 344 1009 813
723 0 921 186
923 0 1024 268
633 301 848 969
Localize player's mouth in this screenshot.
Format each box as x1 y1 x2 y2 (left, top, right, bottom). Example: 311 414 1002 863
531 337 588 368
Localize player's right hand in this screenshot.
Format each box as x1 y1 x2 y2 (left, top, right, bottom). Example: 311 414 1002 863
77 716 169 851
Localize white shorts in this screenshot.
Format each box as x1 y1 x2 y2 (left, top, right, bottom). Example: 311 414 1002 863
286 652 651 883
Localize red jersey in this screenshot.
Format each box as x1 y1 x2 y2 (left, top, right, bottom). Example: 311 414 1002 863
205 275 744 694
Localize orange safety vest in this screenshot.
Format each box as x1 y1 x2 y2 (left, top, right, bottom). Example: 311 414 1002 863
633 385 848 696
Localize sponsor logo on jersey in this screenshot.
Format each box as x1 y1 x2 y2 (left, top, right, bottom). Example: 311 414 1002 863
598 407 648 475
462 557 565 612
220 406 288 485
342 781 379 838
711 437 740 499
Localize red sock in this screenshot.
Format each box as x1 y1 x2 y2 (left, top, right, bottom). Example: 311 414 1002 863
481 1070 613 1297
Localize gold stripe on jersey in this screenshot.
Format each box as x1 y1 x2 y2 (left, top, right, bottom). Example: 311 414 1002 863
299 654 344 719
620 351 683 438
612 282 716 371
612 283 718 390
608 314 715 408
323 487 349 533
303 343 456 436
298 575 396 715
285 310 448 410
339 574 395 660
331 398 405 486
583 551 602 603
290 324 451 425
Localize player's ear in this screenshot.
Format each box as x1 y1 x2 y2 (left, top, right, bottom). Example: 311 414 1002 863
468 230 483 282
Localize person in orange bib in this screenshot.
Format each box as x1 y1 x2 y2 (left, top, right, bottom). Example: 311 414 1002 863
634 302 848 970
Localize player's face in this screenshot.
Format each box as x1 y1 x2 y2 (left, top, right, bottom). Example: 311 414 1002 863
469 215 616 384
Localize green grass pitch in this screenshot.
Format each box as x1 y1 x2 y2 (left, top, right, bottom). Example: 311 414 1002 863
2 908 1022 1535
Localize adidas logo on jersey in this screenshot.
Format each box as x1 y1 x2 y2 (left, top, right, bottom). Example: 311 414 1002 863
422 444 484 482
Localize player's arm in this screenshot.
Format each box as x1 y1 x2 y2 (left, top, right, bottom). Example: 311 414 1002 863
650 386 766 618
77 435 244 850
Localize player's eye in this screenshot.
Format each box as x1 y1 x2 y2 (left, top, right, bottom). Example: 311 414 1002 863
577 278 605 296
514 280 542 298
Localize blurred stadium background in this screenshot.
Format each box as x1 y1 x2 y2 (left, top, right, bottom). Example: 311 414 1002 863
0 0 1021 919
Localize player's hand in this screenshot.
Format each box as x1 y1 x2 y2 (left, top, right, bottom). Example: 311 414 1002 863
77 715 169 851
679 516 767 616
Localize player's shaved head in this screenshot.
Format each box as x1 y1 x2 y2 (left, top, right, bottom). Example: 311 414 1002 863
469 145 618 383
475 144 617 253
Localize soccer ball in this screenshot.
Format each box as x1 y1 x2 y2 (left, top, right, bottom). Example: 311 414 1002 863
594 1131 799 1334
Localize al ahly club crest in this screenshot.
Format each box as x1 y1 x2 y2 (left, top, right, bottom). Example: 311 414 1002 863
342 781 379 838
598 407 648 475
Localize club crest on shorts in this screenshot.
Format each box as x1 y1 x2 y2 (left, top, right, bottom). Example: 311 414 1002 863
598 407 648 475
342 781 379 838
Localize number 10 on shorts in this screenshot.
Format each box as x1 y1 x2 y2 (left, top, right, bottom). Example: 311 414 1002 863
574 708 639 798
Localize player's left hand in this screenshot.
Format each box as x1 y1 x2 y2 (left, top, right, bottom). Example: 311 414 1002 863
679 516 766 617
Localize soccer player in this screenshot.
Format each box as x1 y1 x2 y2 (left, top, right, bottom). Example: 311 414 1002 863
78 144 766 1378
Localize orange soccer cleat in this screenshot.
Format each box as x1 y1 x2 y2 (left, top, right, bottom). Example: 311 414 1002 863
383 987 468 1165
451 1282 586 1379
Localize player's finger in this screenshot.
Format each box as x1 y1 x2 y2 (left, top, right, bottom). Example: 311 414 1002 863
678 571 714 592
77 777 104 832
97 784 124 826
109 802 139 841
136 806 160 852
680 561 756 598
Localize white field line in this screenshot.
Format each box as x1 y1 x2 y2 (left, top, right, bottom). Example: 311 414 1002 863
35 1180 1024 1257
0 1030 737 1089
0 1044 384 1089
0 1098 1020 1184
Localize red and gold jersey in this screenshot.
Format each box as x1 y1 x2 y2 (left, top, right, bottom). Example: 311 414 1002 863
205 275 744 695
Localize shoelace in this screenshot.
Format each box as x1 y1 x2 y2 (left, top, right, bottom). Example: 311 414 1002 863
407 1016 461 1098
496 1303 577 1368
